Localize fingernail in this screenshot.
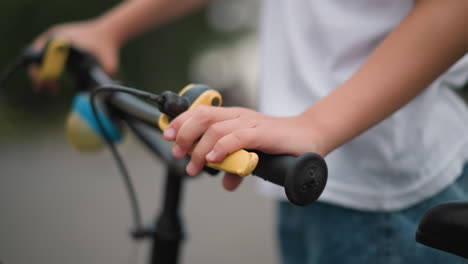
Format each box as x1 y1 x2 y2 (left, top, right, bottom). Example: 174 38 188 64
206 150 219 163
172 144 185 158
164 128 176 140
186 161 199 176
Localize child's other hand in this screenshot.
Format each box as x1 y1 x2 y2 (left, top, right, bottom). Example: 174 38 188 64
163 105 322 191
29 20 120 92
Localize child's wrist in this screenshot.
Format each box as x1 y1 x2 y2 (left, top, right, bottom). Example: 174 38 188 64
294 113 330 157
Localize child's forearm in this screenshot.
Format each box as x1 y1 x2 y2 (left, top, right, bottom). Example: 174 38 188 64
303 0 468 156
94 0 212 47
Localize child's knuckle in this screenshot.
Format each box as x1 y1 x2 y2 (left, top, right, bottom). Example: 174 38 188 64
190 155 204 165
214 140 228 153
208 123 225 138
176 133 191 147
231 131 244 145
193 106 211 124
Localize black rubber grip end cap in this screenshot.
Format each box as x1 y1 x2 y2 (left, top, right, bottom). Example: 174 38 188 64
284 153 328 206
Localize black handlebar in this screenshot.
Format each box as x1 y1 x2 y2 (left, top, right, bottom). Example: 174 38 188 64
0 42 329 206
103 86 328 205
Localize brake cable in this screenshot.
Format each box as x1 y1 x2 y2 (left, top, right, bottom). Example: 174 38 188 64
90 84 190 234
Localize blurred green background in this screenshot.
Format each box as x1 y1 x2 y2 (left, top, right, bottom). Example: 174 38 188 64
0 0 246 138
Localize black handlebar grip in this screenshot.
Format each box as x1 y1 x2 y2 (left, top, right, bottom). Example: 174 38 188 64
252 152 328 206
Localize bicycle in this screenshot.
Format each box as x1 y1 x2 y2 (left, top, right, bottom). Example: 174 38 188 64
0 37 328 264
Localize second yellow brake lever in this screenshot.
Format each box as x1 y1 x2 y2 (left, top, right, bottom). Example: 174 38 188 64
158 84 259 176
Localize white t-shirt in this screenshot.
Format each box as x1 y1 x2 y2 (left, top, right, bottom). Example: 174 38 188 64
257 0 468 211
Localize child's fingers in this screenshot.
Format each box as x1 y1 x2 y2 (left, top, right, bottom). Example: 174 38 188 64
187 119 246 175
162 108 192 141
198 117 258 164
164 106 241 141
28 31 51 91
164 105 215 142
28 38 61 93
28 66 59 93
28 66 42 92
222 173 243 191
207 128 259 163
168 106 242 155
175 114 216 152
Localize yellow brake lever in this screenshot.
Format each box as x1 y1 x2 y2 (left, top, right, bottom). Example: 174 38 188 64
37 37 70 82
158 84 259 177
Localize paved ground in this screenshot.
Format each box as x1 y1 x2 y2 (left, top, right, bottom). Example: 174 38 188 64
0 131 277 264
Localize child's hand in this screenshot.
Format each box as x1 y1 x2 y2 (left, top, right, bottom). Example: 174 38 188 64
163 105 322 191
29 20 120 92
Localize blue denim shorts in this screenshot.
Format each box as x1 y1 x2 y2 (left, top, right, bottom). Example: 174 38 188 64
278 164 468 264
